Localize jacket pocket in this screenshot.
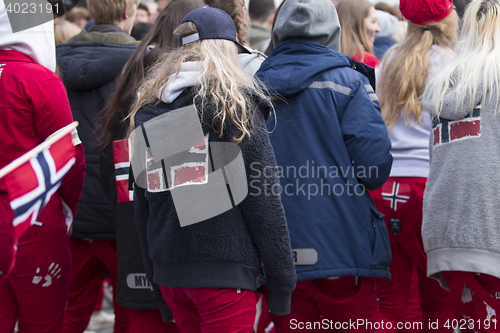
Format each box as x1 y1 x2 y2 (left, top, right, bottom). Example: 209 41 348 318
370 206 391 269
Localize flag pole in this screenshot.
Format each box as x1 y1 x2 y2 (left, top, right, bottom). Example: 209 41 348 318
0 122 79 179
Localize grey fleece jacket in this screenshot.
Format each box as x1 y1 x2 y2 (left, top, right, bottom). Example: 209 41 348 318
422 75 500 287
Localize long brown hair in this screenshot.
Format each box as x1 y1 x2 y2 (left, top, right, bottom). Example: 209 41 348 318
96 0 205 147
336 0 374 61
378 12 458 128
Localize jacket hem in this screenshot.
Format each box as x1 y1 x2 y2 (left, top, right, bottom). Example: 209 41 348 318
153 261 266 290
296 267 391 282
427 248 500 282
115 298 158 310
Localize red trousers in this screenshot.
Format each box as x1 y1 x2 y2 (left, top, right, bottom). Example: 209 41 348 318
370 177 455 332
442 272 500 333
0 224 71 333
256 293 276 333
62 238 131 333
129 309 180 333
265 277 379 333
159 286 256 333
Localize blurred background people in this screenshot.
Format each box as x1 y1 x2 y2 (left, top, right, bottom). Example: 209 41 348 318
373 9 399 60
65 6 91 29
55 20 82 44
134 3 150 23
248 0 275 52
336 0 381 67
131 22 152 40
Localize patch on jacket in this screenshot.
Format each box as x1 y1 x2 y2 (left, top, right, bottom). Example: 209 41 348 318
130 104 249 227
146 134 209 192
126 273 151 289
432 105 481 147
381 181 410 211
389 218 401 235
292 248 319 265
113 138 134 202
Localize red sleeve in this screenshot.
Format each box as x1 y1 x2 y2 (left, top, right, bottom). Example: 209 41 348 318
352 51 380 68
364 53 380 68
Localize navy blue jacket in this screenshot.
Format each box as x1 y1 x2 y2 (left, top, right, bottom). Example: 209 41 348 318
256 38 393 281
57 29 138 239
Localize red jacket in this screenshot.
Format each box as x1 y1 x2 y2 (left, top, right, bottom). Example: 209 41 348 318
0 50 85 232
353 50 380 68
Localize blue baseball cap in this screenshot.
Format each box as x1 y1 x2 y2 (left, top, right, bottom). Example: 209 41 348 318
179 7 251 54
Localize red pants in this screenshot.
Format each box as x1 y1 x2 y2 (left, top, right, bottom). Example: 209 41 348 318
62 238 131 333
370 177 455 332
0 224 71 333
129 309 180 333
265 277 379 332
397 266 423 332
256 293 276 333
443 272 500 333
159 286 256 333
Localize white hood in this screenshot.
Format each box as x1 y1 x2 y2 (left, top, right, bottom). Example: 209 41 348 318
157 62 201 104
0 0 56 72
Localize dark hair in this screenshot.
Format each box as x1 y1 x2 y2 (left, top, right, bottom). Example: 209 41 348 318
96 0 205 147
203 0 248 45
137 3 150 14
131 22 153 40
249 0 275 22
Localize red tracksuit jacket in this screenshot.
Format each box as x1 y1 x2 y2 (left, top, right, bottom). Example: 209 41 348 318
0 50 85 232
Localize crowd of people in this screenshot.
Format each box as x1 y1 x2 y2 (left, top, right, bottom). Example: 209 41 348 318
1 0 499 332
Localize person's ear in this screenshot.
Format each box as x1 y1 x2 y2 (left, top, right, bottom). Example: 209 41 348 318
265 13 275 29
123 7 129 20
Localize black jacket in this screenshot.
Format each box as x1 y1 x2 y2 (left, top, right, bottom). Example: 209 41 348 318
57 28 138 239
133 89 297 315
100 121 170 314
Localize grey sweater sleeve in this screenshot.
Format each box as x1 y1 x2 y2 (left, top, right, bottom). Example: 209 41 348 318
237 110 297 315
134 186 173 322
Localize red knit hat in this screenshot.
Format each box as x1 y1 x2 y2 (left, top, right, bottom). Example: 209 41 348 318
399 0 454 25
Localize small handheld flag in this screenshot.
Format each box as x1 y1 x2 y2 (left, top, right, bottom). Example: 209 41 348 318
0 122 78 280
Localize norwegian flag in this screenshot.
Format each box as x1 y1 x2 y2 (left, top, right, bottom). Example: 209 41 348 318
381 181 411 211
113 139 134 202
1 132 75 279
433 105 481 146
146 134 209 192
